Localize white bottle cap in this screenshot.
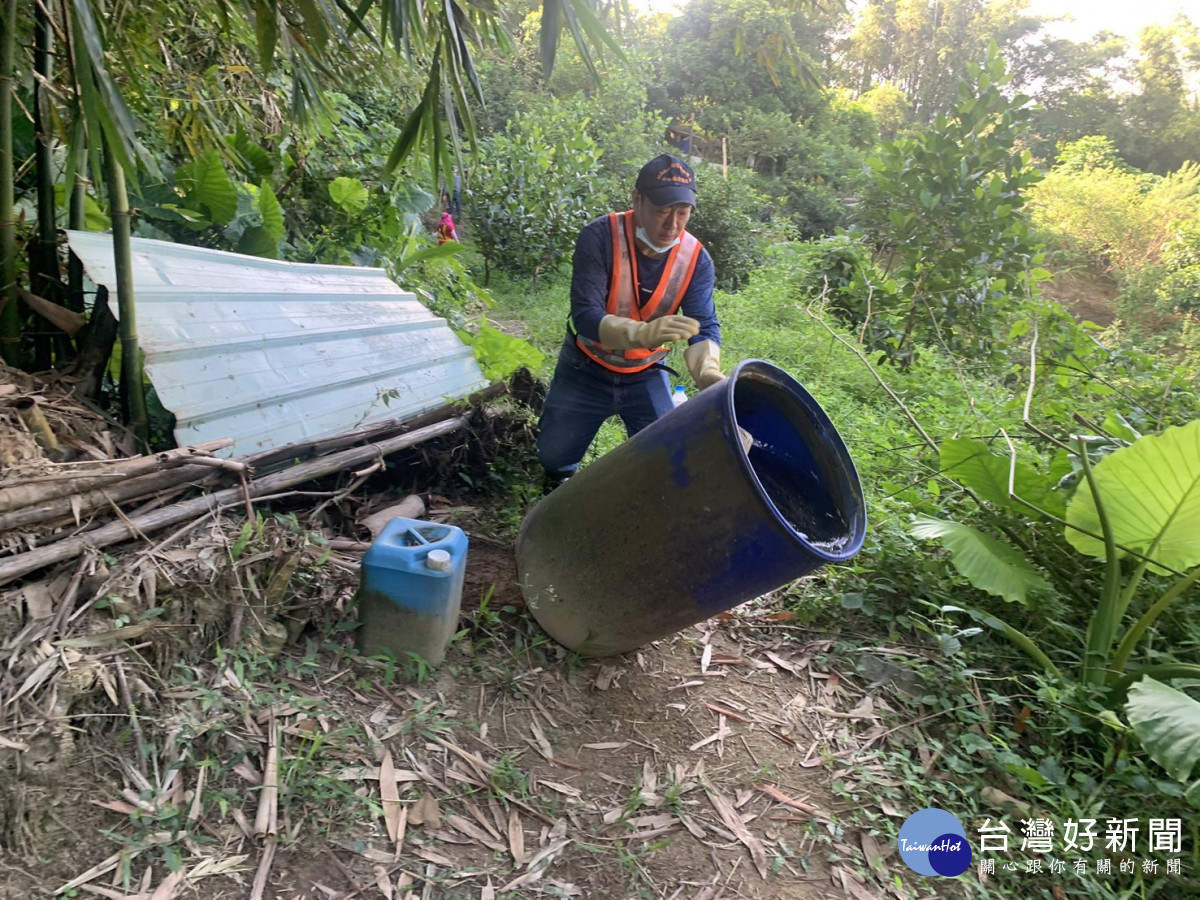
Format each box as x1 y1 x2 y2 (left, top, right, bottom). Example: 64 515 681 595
426 549 452 571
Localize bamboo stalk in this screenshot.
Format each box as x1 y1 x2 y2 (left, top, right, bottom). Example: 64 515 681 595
0 440 233 514
0 0 19 364
102 139 148 445
249 836 276 900
250 710 280 900
14 397 60 450
0 463 225 533
0 415 468 585
253 710 278 838
0 438 231 484
113 654 148 776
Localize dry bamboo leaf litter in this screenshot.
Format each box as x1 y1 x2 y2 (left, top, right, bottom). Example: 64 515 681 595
704 787 769 880
507 809 527 867
373 863 396 900
641 759 657 795
446 814 506 852
498 820 570 892
379 749 404 844
592 665 622 690
704 701 752 723
2 405 879 900
413 846 454 867
579 740 629 750
528 718 553 759
146 866 187 900
461 799 504 842
408 793 441 828
688 715 733 752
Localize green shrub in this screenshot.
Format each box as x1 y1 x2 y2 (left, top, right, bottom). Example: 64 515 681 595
851 44 1047 366
466 98 602 288
1051 135 1139 176
687 164 771 291
764 234 877 326
1029 152 1200 275
782 180 847 239
571 68 670 213
1156 225 1200 314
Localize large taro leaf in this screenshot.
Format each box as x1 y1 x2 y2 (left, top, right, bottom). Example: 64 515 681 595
909 516 1048 606
940 437 1067 517
1126 677 1200 808
1065 420 1200 574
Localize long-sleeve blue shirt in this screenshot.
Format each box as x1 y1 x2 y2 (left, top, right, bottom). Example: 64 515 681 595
567 214 721 347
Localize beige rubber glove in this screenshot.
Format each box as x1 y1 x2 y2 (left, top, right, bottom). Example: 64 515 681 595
684 339 726 390
599 314 700 350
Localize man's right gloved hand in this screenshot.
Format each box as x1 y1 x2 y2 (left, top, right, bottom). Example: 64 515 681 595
599 314 700 350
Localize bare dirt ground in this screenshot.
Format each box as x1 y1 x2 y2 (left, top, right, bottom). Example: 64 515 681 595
8 284 1071 900
0 261 1170 900
1040 266 1120 326
1 523 924 900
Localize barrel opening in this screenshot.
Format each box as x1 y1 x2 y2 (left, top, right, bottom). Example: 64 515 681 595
732 368 863 554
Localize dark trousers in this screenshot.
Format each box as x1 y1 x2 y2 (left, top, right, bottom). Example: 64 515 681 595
537 343 673 477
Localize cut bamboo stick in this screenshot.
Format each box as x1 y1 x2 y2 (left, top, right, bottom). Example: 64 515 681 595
248 836 276 900
253 711 279 839
0 415 468 586
0 439 233 514
14 398 60 451
241 382 506 474
0 463 226 533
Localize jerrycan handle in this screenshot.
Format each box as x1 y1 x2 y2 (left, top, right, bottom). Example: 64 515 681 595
390 521 448 547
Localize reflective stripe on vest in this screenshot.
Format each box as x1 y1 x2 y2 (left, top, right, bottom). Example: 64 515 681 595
575 211 702 374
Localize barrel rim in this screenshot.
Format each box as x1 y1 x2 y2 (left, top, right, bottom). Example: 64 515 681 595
727 359 867 561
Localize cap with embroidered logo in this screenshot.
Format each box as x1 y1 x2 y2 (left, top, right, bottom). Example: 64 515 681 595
635 154 697 208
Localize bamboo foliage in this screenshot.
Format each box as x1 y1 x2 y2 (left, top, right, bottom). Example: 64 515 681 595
63 0 160 184
0 0 623 419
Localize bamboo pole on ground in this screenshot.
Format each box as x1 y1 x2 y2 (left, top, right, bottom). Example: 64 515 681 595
0 439 234 515
0 415 468 586
0 462 225 533
242 381 507 474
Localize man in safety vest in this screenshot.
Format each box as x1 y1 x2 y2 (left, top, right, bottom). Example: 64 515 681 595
537 154 724 489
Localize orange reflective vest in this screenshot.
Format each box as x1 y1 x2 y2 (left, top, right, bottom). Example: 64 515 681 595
575 211 703 374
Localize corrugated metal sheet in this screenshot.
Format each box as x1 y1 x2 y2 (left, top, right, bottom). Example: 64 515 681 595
67 230 488 455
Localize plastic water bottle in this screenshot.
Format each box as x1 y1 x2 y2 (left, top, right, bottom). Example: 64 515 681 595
672 385 687 408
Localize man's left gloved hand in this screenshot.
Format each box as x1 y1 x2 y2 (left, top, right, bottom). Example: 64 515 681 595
684 339 725 390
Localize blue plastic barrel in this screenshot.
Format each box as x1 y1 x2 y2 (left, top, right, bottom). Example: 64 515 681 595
356 517 468 666
516 360 865 657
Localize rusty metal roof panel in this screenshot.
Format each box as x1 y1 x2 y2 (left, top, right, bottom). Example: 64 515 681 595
67 231 488 455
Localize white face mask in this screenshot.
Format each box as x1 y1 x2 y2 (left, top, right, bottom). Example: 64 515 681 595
635 226 680 255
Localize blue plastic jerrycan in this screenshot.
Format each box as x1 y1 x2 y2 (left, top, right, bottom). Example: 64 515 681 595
355 517 468 667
